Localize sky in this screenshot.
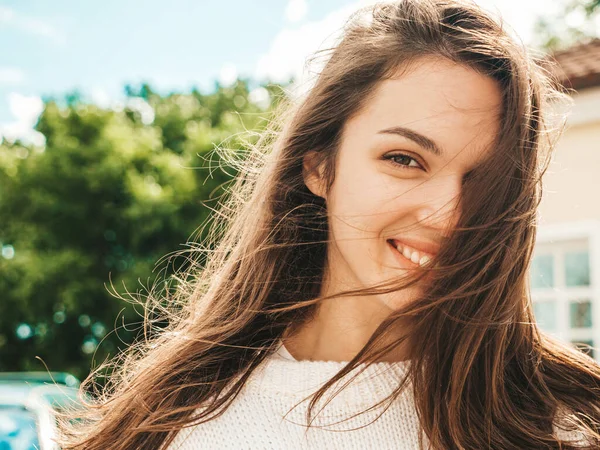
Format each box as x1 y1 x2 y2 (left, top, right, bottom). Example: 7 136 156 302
0 0 565 145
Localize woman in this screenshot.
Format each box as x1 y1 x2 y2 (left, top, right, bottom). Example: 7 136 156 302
61 0 600 448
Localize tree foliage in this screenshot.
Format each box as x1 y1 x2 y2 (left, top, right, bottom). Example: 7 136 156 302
533 0 600 52
0 79 285 379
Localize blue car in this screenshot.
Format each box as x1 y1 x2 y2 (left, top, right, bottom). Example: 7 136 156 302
0 373 81 450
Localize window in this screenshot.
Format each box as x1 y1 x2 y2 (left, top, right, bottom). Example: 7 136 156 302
570 299 592 328
531 236 596 361
565 251 590 287
533 300 558 331
571 340 594 359
531 254 554 289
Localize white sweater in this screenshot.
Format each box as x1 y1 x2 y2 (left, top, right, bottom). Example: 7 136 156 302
167 343 586 449
167 343 422 449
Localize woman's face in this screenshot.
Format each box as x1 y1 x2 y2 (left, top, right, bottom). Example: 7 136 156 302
305 56 502 311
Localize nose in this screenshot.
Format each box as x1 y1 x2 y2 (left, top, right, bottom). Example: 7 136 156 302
415 173 462 235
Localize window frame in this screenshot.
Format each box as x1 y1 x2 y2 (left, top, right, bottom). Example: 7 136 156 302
533 220 600 361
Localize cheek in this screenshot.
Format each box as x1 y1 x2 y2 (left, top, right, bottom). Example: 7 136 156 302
327 171 415 245
325 172 427 308
326 152 425 251
327 178 388 235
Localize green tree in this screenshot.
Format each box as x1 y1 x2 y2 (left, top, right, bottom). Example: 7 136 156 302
0 78 284 379
533 0 600 51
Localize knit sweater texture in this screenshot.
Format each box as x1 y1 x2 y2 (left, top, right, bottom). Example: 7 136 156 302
167 343 422 449
166 343 586 449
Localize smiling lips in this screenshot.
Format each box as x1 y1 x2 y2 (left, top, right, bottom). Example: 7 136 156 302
387 239 436 267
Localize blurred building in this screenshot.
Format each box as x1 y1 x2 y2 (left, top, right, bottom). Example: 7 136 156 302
533 39 600 360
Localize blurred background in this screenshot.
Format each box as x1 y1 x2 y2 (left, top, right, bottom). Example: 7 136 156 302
0 0 599 446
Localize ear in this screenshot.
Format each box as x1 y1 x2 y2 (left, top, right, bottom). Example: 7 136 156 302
302 150 327 199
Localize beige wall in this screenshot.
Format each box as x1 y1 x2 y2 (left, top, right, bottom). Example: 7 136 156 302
539 87 600 226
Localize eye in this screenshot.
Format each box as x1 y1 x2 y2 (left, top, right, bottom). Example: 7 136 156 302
382 152 424 170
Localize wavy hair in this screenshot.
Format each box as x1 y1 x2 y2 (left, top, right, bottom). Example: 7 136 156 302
60 1 600 448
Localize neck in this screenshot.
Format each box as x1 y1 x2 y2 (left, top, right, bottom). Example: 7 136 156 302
282 293 411 363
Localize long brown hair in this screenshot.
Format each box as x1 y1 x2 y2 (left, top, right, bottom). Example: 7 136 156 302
60 1 600 448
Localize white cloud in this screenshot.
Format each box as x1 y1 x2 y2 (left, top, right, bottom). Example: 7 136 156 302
255 0 378 96
0 6 65 44
220 63 238 87
19 16 66 43
0 6 15 22
0 68 25 85
0 121 46 147
285 0 308 23
0 93 45 147
8 93 43 124
90 87 112 108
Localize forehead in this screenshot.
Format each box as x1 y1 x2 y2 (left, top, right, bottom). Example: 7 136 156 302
348 57 503 166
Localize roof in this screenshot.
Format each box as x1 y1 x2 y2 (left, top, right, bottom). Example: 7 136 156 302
551 38 600 91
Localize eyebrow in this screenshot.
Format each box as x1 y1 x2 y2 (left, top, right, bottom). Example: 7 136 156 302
377 126 443 156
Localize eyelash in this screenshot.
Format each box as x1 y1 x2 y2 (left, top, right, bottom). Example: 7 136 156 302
383 152 425 171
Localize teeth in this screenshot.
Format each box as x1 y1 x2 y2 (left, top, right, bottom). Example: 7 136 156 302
392 241 432 267
410 252 420 264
